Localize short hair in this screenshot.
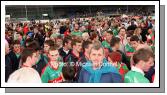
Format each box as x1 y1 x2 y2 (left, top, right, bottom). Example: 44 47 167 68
82 40 92 50
62 63 75 81
133 48 154 65
119 27 126 33
16 32 23 36
126 34 132 38
71 38 82 47
63 36 72 46
130 35 139 42
108 51 122 62
27 41 41 51
21 48 36 64
13 40 20 45
89 41 104 55
106 30 113 35
44 40 55 47
49 44 59 51
90 32 98 40
110 37 120 47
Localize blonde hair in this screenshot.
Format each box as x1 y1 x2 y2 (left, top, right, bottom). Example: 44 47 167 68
134 27 141 35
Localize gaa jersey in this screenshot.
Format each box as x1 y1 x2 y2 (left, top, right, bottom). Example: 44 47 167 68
71 31 83 36
124 67 150 83
125 44 135 62
116 62 129 80
41 62 64 83
102 40 112 51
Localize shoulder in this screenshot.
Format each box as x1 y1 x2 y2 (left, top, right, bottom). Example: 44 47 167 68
41 65 49 75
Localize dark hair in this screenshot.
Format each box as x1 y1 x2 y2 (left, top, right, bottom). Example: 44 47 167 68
13 40 20 45
106 30 113 35
130 35 139 42
62 63 75 81
110 37 120 47
71 38 82 47
44 40 55 47
119 27 126 33
21 48 36 64
82 40 92 50
49 44 59 51
126 34 132 38
16 32 23 36
133 48 154 65
27 41 41 51
63 36 72 46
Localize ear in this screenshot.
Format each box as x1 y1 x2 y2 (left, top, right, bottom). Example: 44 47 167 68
26 56 32 63
137 60 145 67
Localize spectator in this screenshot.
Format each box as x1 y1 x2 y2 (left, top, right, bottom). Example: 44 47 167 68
7 48 41 83
124 48 154 83
108 51 129 80
78 42 122 83
61 63 76 83
41 45 64 83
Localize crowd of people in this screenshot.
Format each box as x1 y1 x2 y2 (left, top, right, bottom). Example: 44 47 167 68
5 15 155 83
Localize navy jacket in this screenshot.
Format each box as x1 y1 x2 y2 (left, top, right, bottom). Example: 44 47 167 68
78 64 122 83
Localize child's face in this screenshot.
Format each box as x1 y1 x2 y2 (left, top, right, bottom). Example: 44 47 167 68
31 52 39 65
142 57 154 72
48 50 59 62
44 44 50 53
115 42 120 50
106 33 112 42
74 43 82 52
130 41 139 50
13 44 21 54
127 37 131 43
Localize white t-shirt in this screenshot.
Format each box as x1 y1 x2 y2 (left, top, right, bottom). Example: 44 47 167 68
7 67 41 83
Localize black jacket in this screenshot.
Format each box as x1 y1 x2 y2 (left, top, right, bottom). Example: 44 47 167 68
59 47 72 62
5 54 12 82
32 54 48 75
64 51 83 81
8 51 21 72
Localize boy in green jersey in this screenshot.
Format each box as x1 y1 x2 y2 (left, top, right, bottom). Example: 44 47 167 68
41 45 64 83
124 48 154 83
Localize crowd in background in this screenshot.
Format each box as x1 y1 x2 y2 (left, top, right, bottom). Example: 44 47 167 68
5 14 155 83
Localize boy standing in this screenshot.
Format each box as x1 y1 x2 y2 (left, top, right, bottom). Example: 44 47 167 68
124 48 154 83
41 45 64 83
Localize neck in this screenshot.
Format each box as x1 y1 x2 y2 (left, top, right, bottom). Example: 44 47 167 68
63 46 69 51
106 39 110 43
22 62 32 67
73 50 79 56
50 60 58 63
135 64 142 71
